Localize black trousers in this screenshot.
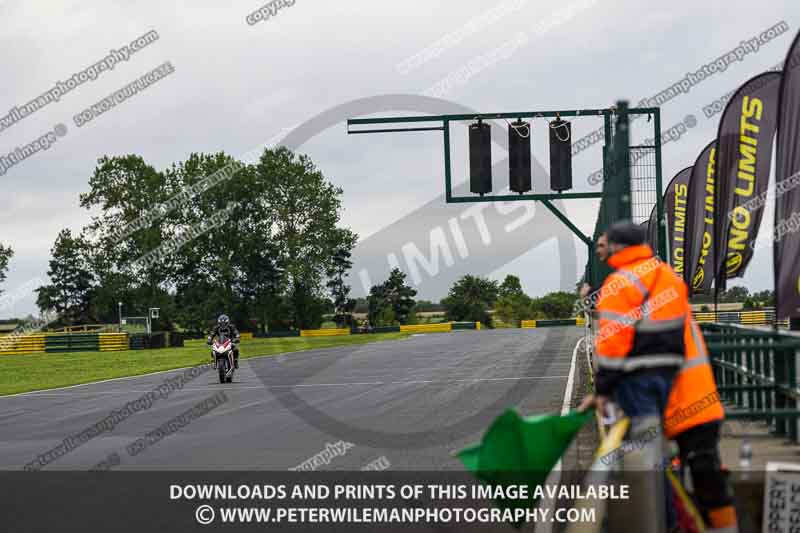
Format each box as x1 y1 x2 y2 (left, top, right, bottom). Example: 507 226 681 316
675 421 733 513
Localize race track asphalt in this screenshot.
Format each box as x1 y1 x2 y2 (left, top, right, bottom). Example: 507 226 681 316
0 327 585 471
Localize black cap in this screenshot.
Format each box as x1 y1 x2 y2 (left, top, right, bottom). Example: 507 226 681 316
607 220 646 247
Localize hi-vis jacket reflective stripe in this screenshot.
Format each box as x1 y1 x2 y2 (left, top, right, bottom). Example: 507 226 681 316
594 244 688 396
663 318 725 439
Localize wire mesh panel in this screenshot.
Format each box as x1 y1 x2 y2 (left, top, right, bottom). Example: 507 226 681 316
630 146 658 225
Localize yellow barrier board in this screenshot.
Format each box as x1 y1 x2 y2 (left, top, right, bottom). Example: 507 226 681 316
520 320 537 329
98 333 129 352
399 323 452 333
740 311 767 325
240 332 254 341
694 311 772 325
0 334 47 356
299 328 351 337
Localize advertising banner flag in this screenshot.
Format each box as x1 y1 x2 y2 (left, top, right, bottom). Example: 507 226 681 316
713 72 781 290
664 167 692 276
775 31 800 318
684 141 717 294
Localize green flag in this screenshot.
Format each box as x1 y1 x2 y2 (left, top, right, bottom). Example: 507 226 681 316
457 408 591 518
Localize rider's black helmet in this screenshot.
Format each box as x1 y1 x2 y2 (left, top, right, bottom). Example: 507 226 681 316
217 314 230 327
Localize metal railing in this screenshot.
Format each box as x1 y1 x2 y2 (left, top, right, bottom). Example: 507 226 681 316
702 322 800 442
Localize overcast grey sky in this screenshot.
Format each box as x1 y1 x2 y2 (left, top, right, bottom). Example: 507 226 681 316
1 0 798 318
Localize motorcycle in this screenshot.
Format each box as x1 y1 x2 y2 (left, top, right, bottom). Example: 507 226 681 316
211 334 236 383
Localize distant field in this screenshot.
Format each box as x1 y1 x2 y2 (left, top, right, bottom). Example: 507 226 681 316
0 332 410 396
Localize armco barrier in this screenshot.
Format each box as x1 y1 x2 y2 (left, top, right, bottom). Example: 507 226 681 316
537 318 580 327
98 333 129 352
260 322 477 337
0 334 46 356
45 333 100 353
694 307 789 327
399 323 452 334
359 326 401 334
1 331 175 355
520 318 581 328
255 330 301 338
299 328 350 337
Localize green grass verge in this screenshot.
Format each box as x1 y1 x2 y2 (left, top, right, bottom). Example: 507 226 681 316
0 332 411 396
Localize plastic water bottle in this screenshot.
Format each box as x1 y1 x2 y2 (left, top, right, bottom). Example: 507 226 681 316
739 439 752 478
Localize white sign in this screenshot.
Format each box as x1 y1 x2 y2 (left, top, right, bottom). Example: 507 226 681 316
121 319 127 325
763 462 800 532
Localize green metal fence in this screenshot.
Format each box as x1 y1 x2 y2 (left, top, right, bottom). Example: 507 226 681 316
702 323 800 442
585 103 665 290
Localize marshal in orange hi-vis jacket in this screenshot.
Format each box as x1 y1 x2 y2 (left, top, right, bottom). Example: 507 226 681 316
595 243 688 391
594 238 732 530
594 242 724 436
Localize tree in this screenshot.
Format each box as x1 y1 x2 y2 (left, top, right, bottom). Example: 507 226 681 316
366 268 417 326
78 154 177 325
0 243 12 298
382 268 417 325
494 293 536 325
530 291 577 319
35 230 95 325
499 275 524 298
288 281 329 330
494 275 533 326
367 283 391 327
413 300 444 313
720 286 749 303
257 147 357 329
442 275 499 327
326 233 358 328
233 238 284 333
48 145 356 333
168 152 259 332
750 290 775 307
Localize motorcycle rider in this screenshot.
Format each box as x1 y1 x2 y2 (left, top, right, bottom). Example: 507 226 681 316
207 314 241 375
